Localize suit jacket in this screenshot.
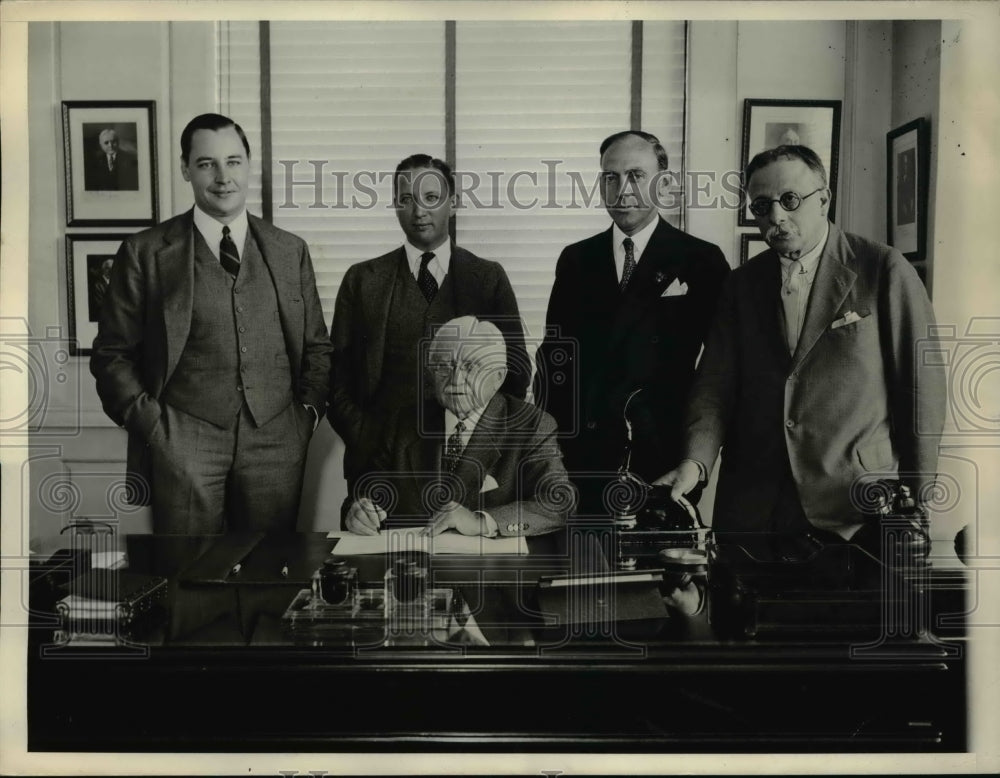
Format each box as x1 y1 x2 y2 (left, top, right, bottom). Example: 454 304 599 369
684 222 946 533
360 393 569 536
534 217 730 482
329 244 529 480
90 209 332 505
85 149 139 191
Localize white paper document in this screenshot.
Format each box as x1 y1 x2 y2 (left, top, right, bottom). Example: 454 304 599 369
327 527 528 556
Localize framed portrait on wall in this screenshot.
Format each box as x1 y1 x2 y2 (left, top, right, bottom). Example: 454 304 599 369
886 117 930 262
65 234 127 355
739 233 770 265
62 100 158 226
739 99 842 227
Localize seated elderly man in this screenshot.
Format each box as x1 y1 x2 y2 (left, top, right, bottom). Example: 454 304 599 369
346 316 571 537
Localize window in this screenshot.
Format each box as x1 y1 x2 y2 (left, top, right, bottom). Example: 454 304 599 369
218 20 688 358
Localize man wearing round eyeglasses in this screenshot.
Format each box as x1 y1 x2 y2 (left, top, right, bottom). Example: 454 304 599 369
655 145 945 558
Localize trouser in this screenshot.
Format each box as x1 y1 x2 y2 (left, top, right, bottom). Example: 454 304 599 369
148 401 312 534
715 472 882 562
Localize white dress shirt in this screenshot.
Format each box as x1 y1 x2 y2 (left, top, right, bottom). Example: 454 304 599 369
778 222 829 354
443 404 498 536
192 205 249 263
404 239 451 286
611 216 658 283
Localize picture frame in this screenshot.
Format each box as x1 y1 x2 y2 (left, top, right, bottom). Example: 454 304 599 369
65 234 128 355
62 100 158 227
740 233 770 266
739 99 842 227
886 117 930 262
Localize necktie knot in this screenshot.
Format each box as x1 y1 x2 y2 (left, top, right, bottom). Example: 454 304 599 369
620 237 637 291
417 251 439 303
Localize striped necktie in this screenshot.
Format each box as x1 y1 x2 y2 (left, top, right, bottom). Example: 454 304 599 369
220 225 241 278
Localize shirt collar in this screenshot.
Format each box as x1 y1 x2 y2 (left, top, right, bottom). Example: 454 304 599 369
778 221 829 275
192 205 249 256
612 214 659 260
445 402 486 436
404 239 451 277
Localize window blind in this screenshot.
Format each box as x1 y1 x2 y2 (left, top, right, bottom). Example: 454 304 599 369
218 21 263 219
267 21 445 323
217 21 688 344
455 21 687 355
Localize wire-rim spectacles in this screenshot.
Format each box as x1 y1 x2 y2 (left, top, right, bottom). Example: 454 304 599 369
748 187 824 218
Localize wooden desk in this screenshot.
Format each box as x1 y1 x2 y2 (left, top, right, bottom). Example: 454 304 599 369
27 530 967 752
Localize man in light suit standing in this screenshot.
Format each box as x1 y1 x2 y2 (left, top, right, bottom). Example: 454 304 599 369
656 145 945 555
329 154 529 501
91 113 332 534
534 131 729 516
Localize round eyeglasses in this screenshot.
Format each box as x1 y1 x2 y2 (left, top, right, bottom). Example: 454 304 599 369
748 187 824 218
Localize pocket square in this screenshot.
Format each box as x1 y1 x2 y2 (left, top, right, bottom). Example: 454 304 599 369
661 279 689 297
831 311 864 329
480 474 499 493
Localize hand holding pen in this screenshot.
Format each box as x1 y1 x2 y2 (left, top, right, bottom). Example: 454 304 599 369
345 497 387 536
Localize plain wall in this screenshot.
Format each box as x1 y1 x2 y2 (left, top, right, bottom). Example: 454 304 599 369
892 20 942 291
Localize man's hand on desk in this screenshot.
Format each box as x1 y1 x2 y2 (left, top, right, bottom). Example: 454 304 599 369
653 459 703 501
345 497 386 535
423 501 493 537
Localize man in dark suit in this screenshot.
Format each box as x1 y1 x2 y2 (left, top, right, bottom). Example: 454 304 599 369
656 145 945 555
346 316 568 537
84 128 139 191
91 113 332 534
329 154 529 499
534 130 729 516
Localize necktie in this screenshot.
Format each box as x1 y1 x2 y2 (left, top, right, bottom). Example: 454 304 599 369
417 252 438 303
782 258 806 354
443 420 466 473
107 154 115 171
220 225 241 278
620 237 636 291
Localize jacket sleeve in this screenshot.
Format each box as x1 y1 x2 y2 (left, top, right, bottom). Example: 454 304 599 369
89 236 161 440
488 264 530 400
488 411 573 536
296 241 333 410
880 250 946 500
532 246 576 423
683 272 741 476
327 265 366 448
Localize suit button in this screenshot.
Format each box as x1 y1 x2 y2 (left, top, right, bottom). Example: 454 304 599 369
239 326 246 333
234 288 241 294
586 421 597 430
506 524 515 533
237 385 243 392
236 306 244 313
785 419 794 428
651 336 660 344
241 346 247 353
